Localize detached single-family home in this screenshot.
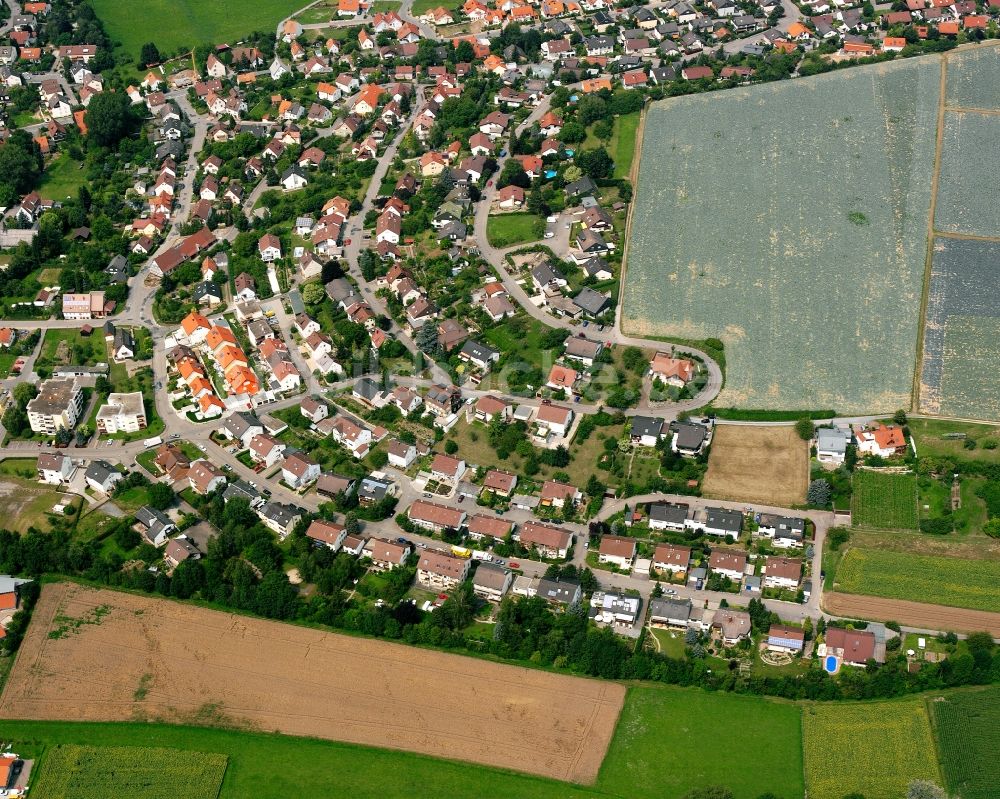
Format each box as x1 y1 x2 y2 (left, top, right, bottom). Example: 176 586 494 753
472 563 512 602
649 503 689 532
653 543 691 574
598 536 637 569
757 514 805 548
763 556 802 589
853 423 907 457
709 549 747 582
766 624 805 653
630 416 664 447
306 519 347 550
408 500 465 533
282 450 321 489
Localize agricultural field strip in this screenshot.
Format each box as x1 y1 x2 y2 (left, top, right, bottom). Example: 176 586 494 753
1 584 623 783
623 57 939 412
824 593 1000 636
928 687 1000 799
833 547 1000 613
850 471 918 529
802 700 941 799
31 744 228 799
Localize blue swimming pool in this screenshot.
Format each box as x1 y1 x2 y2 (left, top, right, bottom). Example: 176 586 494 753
824 655 838 673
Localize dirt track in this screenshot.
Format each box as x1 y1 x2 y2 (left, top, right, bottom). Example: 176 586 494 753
0 584 624 783
824 592 1000 636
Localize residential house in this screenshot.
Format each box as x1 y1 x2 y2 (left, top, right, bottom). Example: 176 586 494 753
517 521 573 559
757 514 805 548
408 500 465 533
258 502 303 538
825 627 880 665
305 519 347 550
766 625 805 653
853 423 907 457
188 459 226 495
539 480 581 509
282 450 320 489
135 505 176 547
362 537 411 570
429 453 466 483
536 577 582 607
249 433 286 467
649 598 693 629
37 452 73 484
416 549 471 590
714 610 752 645
671 421 710 456
483 469 517 498
472 563 512 602
598 536 637 569
84 460 121 494
649 352 695 386
630 416 664 447
709 550 747 582
653 543 691 575
535 402 574 439
763 556 802 589
386 439 417 469
817 427 851 465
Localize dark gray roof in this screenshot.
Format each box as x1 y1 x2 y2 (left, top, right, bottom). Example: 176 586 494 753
193 281 222 301
537 577 580 604
705 507 743 533
565 176 597 196
631 415 663 439
649 502 689 525
649 597 691 621
459 339 499 363
354 377 382 401
672 421 708 451
85 460 118 484
222 480 259 504
758 514 805 535
572 287 610 316
260 502 302 527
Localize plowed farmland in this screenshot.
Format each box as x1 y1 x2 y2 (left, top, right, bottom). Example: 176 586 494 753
0 584 625 784
702 424 807 506
623 56 939 412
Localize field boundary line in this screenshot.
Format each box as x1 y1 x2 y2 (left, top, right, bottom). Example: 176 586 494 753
943 104 1000 115
912 54 949 413
615 103 647 339
932 230 1000 243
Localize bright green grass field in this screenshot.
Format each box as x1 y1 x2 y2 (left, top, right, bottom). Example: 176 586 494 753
802 699 940 799
31 744 227 799
834 547 1000 612
929 686 1000 799
612 112 640 180
91 0 304 56
851 470 918 529
596 686 805 799
0 721 609 799
486 212 544 248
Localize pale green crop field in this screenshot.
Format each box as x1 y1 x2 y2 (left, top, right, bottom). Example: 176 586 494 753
623 57 941 412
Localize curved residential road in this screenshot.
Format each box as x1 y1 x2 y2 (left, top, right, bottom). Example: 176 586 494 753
596 492 833 618
471 99 723 417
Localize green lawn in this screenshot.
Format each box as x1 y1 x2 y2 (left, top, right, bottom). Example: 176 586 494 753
0 721 607 799
908 417 1000 462
30 744 228 799
929 686 1000 799
39 155 88 202
612 112 640 180
596 686 804 799
91 0 305 56
411 0 459 13
851 470 918 530
35 329 107 376
0 472 78 534
834 547 1000 612
802 699 940 799
486 213 544 249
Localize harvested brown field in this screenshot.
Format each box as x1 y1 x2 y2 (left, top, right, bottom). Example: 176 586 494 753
823 592 1000 637
0 584 625 784
702 424 807 507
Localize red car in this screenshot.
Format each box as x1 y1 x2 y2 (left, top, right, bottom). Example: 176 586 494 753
509 562 520 569
345 238 351 246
